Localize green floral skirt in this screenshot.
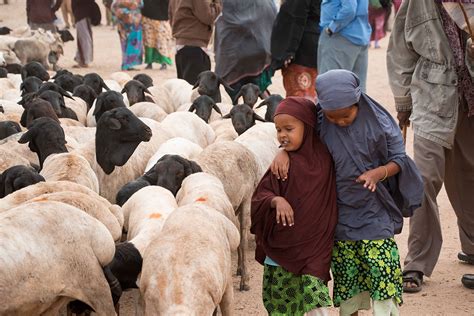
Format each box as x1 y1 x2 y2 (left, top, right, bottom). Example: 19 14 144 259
263 264 332 316
331 238 403 307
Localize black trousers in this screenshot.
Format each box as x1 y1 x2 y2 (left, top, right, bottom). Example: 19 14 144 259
175 46 211 85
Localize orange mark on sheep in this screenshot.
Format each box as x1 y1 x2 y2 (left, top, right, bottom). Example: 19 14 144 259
31 197 49 202
195 197 207 203
148 213 162 219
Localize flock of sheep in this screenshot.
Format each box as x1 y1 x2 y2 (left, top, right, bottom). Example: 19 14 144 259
0 48 285 314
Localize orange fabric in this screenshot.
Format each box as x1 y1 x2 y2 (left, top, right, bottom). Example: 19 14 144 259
282 64 317 102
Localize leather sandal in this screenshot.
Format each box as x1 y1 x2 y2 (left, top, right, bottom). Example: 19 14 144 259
458 252 474 265
403 270 423 293
462 274 474 289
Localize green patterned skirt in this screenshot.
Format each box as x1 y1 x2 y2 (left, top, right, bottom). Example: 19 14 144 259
331 238 403 307
263 264 332 316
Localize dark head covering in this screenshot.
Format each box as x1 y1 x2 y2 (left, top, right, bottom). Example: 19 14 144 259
251 97 338 281
316 69 362 110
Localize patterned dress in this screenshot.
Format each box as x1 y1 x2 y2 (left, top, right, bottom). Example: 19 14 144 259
142 16 173 66
111 0 144 70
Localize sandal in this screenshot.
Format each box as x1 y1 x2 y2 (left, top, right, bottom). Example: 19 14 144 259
461 274 474 289
403 270 423 293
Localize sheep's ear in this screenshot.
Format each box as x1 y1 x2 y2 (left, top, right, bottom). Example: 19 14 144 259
256 99 268 109
144 87 152 95
21 68 28 81
213 104 222 115
93 99 102 116
188 103 196 113
222 113 232 119
218 77 234 92
232 90 242 105
120 87 126 94
192 75 201 89
20 110 28 127
189 160 202 174
107 117 122 130
254 112 266 122
101 79 110 91
18 128 36 144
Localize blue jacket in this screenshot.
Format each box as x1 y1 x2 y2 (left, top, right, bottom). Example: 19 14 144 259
320 0 371 46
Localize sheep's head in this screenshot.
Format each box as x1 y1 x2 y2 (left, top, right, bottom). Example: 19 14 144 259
149 155 202 196
95 107 152 174
19 97 60 128
84 73 110 96
21 61 50 81
133 73 153 88
93 90 126 123
39 90 65 116
54 73 82 93
0 67 7 78
192 70 233 103
73 84 97 110
121 80 151 106
18 117 67 169
106 242 142 292
115 177 151 206
256 94 284 122
222 103 266 135
0 120 22 140
233 83 261 107
20 77 43 96
0 165 45 198
188 95 222 123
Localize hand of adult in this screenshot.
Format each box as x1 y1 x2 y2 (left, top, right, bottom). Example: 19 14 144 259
397 110 411 130
271 149 290 181
467 38 474 60
273 197 294 227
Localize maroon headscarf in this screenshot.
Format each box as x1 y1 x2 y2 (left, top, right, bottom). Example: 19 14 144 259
250 97 338 281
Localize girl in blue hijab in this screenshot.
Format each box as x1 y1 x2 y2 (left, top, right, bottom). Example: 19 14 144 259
271 69 423 315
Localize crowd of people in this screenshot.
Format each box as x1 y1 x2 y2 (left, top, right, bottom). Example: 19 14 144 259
23 0 474 315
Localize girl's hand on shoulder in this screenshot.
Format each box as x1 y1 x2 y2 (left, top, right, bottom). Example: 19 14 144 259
273 197 294 227
356 167 385 192
271 149 290 181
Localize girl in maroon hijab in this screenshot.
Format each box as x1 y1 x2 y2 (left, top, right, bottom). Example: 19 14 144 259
251 97 338 316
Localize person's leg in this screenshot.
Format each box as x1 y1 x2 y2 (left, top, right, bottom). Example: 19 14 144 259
444 109 474 258
339 292 371 316
306 307 329 316
351 45 368 93
177 46 210 85
372 298 399 316
404 135 446 284
61 0 70 28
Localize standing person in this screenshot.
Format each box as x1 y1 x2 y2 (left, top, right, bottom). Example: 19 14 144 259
318 0 371 92
271 0 321 101
214 0 276 102
251 97 338 316
61 0 74 29
141 0 173 70
168 0 222 85
368 0 390 48
387 0 474 293
271 70 423 315
26 0 63 32
111 0 144 71
103 0 115 27
71 0 100 68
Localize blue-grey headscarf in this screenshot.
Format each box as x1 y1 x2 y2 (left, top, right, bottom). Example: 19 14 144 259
316 70 362 110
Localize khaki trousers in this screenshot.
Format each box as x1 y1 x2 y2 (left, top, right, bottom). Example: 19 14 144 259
404 110 474 276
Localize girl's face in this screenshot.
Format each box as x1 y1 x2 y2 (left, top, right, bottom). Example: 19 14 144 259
274 114 305 152
323 105 358 127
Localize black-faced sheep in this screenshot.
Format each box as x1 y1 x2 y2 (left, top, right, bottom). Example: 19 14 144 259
0 165 45 198
193 70 233 103
121 79 152 106
233 83 262 106
92 90 127 124
39 90 78 120
255 94 284 122
54 73 83 93
133 73 153 88
19 98 61 128
0 67 7 78
21 61 50 81
84 72 110 96
73 84 97 110
20 76 43 95
0 27 12 35
188 95 222 123
222 103 266 135
0 120 21 140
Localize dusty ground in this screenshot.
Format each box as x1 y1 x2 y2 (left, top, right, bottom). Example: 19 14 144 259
1 1 474 315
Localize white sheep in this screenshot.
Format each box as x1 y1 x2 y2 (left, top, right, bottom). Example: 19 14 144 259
7 73 22 90
0 147 32 172
110 72 132 88
129 101 167 123
59 117 85 127
0 79 15 98
62 125 96 144
104 79 123 93
0 201 117 315
159 111 215 148
177 101 232 123
140 203 240 315
145 137 203 172
146 85 175 114
0 50 5 67
0 89 21 102
40 152 100 193
234 122 279 180
210 119 238 142
161 78 194 111
65 96 88 125
195 141 260 291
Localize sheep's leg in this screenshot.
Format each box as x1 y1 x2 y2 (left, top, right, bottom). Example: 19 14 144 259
237 202 250 291
219 281 235 316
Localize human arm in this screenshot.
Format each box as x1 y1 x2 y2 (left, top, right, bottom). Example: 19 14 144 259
271 196 294 226
386 0 419 128
327 0 357 33
192 0 222 26
356 162 401 192
270 149 290 181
